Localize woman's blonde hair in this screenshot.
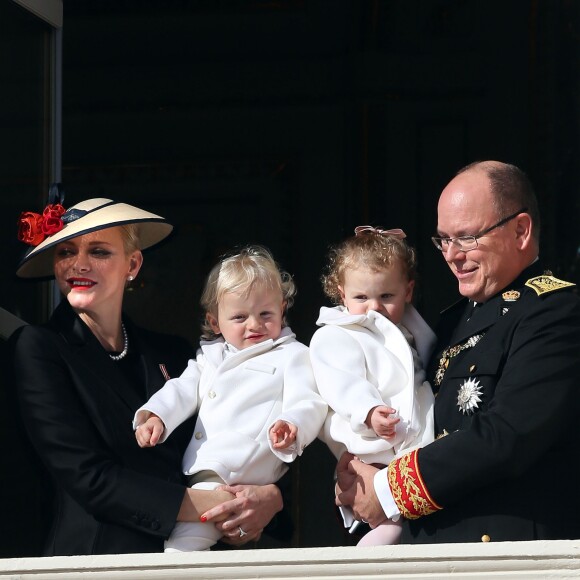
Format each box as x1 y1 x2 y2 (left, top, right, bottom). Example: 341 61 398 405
200 245 296 340
119 224 141 254
322 230 417 304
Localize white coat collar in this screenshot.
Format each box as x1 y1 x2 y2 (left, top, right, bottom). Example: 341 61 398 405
200 326 296 368
316 305 436 368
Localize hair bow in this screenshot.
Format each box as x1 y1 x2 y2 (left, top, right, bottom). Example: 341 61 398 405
354 225 406 239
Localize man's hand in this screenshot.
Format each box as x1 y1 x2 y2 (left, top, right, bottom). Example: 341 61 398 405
335 451 358 496
335 452 386 528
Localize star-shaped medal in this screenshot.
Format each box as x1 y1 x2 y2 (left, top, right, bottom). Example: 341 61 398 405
457 377 483 415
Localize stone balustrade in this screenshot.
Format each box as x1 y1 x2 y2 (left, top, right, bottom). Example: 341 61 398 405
2 540 580 579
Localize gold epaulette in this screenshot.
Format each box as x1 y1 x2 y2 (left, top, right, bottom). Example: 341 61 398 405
525 275 576 296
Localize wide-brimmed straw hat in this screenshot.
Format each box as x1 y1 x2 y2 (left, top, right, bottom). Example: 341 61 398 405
17 198 173 278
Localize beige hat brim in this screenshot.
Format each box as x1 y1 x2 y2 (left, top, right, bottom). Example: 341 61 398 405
17 198 173 279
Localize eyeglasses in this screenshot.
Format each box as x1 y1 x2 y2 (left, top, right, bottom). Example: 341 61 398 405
431 207 527 252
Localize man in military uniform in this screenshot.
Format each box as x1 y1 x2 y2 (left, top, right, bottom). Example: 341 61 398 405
337 160 580 543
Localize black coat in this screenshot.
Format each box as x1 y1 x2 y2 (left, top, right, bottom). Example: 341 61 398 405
10 300 195 556
403 262 580 543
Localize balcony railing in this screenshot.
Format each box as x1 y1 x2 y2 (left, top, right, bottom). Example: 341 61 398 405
2 540 580 579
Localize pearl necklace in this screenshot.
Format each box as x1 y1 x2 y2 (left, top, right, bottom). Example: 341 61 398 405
109 323 129 361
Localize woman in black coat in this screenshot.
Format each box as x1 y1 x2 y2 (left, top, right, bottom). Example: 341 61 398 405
11 198 283 555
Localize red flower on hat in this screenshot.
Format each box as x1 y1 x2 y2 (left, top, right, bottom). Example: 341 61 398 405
17 212 45 246
17 203 66 246
42 203 66 235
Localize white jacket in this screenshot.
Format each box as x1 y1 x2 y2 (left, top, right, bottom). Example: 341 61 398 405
310 305 436 463
134 327 327 485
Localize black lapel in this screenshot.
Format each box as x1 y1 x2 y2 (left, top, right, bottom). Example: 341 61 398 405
51 301 144 413
451 298 501 344
125 319 170 399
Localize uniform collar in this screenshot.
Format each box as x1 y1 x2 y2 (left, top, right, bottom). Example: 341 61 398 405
449 261 545 343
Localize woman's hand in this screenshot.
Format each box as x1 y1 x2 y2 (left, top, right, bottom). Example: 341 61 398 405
177 486 235 523
200 483 283 545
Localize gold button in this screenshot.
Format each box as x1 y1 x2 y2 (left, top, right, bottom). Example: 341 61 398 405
481 534 491 542
208 390 216 399
469 365 477 373
195 432 203 440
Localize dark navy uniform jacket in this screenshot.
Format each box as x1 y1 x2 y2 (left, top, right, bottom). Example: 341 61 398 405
403 261 580 543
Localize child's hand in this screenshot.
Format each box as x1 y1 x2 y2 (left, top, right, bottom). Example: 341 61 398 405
366 405 399 440
135 414 165 447
269 420 297 449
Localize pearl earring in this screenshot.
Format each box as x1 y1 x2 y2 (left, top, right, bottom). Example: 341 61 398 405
128 275 134 281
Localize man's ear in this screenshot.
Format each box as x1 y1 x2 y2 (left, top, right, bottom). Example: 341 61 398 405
206 312 221 335
515 212 533 250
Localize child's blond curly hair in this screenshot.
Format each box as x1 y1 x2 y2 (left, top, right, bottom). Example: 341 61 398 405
200 245 296 340
322 229 417 304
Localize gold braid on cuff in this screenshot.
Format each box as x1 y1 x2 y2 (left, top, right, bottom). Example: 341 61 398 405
387 449 442 520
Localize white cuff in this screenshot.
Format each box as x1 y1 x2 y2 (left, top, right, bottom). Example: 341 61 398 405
338 505 355 528
373 467 400 522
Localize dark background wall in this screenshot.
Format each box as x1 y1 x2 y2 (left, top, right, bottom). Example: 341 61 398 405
57 0 580 550
59 0 580 341
3 0 579 555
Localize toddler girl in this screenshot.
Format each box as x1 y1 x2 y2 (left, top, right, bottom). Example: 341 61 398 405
310 226 436 546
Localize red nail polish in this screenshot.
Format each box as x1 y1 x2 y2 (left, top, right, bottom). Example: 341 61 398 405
200 515 207 523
